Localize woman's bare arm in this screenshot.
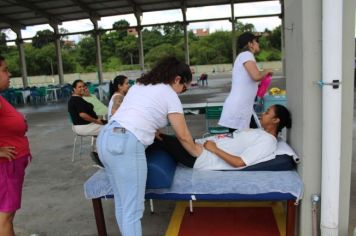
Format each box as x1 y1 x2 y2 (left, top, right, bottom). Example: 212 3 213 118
111 95 124 116
244 61 273 82
168 113 203 157
203 140 246 167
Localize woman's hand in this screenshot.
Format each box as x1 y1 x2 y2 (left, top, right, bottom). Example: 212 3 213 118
203 141 218 154
95 119 104 125
264 69 273 77
195 142 204 155
0 146 17 161
155 130 163 141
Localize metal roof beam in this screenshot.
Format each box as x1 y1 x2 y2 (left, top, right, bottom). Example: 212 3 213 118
0 15 25 29
126 0 142 13
70 0 100 20
11 0 61 25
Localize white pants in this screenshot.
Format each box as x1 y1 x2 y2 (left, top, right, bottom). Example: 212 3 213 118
73 123 102 136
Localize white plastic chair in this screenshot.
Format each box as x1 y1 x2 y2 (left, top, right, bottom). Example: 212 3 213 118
71 125 95 162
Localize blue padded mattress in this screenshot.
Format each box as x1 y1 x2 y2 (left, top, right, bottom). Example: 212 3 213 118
84 166 303 202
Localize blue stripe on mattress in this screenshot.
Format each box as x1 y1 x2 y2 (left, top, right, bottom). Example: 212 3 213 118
144 192 296 201
96 192 295 201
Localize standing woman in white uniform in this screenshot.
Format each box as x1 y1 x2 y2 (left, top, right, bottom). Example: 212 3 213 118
219 32 273 132
96 57 203 236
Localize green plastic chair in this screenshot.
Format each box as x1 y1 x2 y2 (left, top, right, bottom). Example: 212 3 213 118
129 79 136 86
88 84 97 94
38 87 48 102
204 106 229 135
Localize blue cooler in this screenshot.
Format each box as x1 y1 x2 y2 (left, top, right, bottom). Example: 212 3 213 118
263 95 287 111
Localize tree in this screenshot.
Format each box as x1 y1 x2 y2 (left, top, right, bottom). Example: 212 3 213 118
190 31 232 65
243 23 256 32
234 21 255 33
145 43 184 65
113 20 130 40
0 31 7 52
162 22 184 45
59 27 69 40
76 36 96 69
142 29 164 54
269 25 281 50
32 29 55 48
115 35 138 65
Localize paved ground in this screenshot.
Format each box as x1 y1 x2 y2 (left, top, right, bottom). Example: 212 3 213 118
10 73 355 236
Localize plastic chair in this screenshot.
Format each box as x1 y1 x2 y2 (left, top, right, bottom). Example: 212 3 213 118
2 89 17 105
71 125 95 162
129 79 136 86
204 106 229 135
68 114 96 162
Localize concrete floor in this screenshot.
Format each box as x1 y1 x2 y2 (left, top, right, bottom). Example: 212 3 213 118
10 73 355 235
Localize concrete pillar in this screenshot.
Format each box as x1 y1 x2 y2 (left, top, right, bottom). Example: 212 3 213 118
280 0 286 76
135 11 144 72
284 0 322 235
51 23 64 85
231 1 237 63
338 0 355 234
13 28 28 88
91 19 103 84
182 6 190 65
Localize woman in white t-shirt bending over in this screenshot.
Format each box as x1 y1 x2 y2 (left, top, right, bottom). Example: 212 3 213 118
96 56 202 236
219 32 273 132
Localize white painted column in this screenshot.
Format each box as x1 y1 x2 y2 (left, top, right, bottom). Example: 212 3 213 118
182 5 190 65
13 28 28 88
320 0 343 235
51 23 64 85
135 11 144 72
91 18 103 84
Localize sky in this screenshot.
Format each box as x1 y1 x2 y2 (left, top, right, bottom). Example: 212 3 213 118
4 1 283 42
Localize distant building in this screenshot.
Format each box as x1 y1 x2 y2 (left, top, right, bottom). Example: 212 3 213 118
62 40 75 48
193 28 209 37
127 28 138 37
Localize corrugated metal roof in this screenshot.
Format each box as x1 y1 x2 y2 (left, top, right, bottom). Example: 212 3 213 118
0 0 273 30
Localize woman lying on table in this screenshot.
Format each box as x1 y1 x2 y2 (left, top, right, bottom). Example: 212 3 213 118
153 104 291 170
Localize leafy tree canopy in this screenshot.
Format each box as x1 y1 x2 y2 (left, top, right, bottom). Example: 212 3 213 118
32 29 55 48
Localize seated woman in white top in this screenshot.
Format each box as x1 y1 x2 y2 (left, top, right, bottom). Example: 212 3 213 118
107 75 129 119
152 104 291 170
82 85 108 117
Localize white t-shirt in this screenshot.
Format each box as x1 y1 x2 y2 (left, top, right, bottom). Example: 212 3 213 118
218 51 258 130
111 83 183 145
194 129 277 170
107 93 124 119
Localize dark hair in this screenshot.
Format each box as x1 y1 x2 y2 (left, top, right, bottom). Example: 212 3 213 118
273 104 292 132
71 79 84 89
137 56 192 85
237 32 259 52
0 55 4 66
109 75 128 98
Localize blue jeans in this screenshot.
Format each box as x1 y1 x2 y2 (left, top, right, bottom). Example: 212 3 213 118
97 121 147 236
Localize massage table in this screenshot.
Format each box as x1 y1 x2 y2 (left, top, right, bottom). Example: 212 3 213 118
84 139 303 236
84 142 303 236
